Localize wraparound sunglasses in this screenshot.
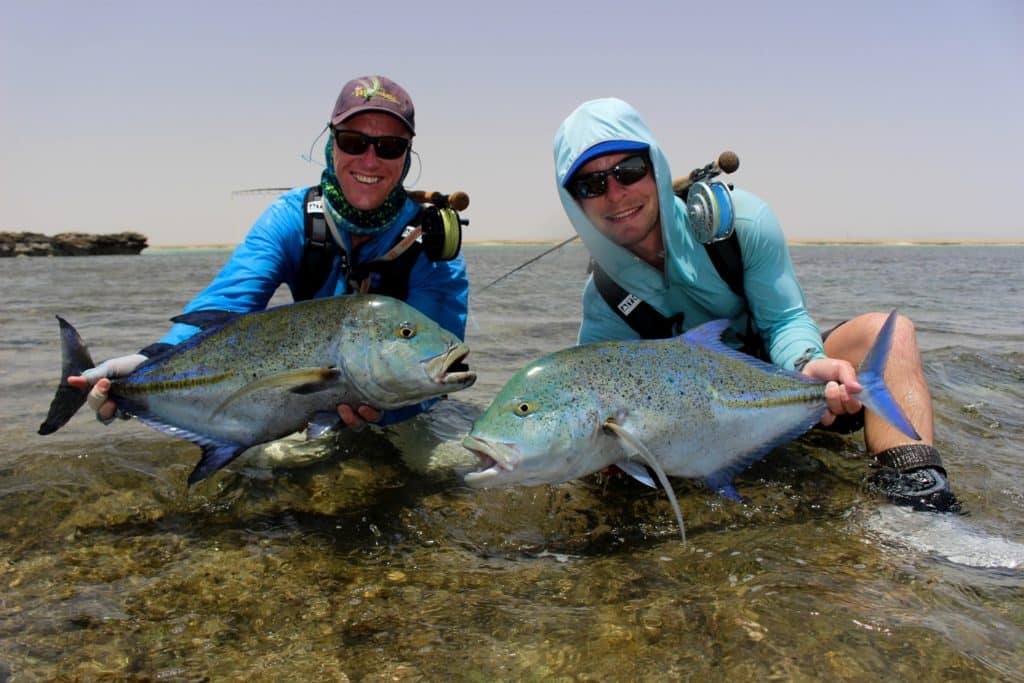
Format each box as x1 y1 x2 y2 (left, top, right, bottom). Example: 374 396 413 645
331 128 411 160
567 154 651 199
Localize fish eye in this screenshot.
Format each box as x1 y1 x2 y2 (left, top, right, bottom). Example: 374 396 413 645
512 400 539 417
396 322 417 339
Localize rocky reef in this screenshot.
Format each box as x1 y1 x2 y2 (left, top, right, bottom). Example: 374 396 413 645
0 231 148 257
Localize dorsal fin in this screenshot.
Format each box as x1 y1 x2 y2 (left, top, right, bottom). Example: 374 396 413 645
170 309 240 331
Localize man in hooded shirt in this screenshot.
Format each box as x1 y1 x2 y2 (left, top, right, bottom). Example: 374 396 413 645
70 75 469 431
553 97 958 513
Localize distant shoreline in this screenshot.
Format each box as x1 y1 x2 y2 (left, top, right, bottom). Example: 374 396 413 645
145 239 1024 250
788 239 1024 246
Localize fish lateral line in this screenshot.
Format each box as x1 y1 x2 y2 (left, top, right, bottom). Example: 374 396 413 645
717 388 825 409
117 371 236 395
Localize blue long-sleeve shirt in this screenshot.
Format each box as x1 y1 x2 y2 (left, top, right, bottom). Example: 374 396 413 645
158 186 469 424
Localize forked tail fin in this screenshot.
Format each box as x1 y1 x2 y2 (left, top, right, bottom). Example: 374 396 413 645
38 317 95 435
855 310 922 441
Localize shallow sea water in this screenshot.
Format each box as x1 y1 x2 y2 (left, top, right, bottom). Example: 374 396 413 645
1 243 1022 681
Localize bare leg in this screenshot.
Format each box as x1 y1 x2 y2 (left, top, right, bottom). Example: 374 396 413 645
822 311 933 453
823 311 958 512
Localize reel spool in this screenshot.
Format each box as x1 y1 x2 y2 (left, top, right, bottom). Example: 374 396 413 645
407 190 469 262
686 181 734 244
419 205 463 261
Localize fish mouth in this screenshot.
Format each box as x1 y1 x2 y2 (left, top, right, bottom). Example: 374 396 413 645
461 435 514 486
428 342 476 388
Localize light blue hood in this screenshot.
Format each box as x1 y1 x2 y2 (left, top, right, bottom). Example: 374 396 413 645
553 98 825 369
553 98 700 305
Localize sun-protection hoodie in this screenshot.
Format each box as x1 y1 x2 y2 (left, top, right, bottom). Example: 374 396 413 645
553 97 824 370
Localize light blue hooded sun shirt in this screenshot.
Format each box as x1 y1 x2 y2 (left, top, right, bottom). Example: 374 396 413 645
553 98 824 371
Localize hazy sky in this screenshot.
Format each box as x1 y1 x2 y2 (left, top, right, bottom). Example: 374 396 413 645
2 1 1021 246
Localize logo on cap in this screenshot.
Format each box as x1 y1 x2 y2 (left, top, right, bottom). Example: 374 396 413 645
352 77 400 105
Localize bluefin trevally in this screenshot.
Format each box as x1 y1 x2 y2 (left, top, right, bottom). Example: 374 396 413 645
40 295 476 484
463 310 918 542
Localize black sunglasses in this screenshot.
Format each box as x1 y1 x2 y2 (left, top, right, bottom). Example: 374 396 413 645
332 128 411 160
567 154 651 199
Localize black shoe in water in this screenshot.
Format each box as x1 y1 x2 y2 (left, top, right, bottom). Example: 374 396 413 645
867 444 962 513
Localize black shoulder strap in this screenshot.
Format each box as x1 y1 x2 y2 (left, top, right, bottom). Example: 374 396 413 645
348 234 423 301
591 262 683 339
294 186 339 302
295 189 425 302
704 232 744 299
590 231 761 354
706 233 766 358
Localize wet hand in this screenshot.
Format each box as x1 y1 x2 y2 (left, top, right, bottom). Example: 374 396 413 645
337 403 382 429
801 358 863 426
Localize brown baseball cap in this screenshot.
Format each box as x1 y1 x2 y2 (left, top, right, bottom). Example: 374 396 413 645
330 76 415 134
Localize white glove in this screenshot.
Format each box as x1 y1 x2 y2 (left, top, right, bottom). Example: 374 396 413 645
81 353 148 384
81 353 147 417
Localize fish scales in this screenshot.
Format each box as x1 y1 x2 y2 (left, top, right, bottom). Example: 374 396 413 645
39 294 476 484
463 312 919 541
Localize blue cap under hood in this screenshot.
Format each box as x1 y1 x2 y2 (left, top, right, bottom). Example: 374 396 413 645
553 98 700 304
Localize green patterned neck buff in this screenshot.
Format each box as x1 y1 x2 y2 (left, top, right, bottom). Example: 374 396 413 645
320 135 410 236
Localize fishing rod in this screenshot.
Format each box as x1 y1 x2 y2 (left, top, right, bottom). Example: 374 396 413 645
231 187 293 197
230 186 468 211
476 234 579 292
476 150 740 292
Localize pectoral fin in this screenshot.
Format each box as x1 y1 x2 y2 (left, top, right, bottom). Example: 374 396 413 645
211 368 342 418
614 460 656 488
306 411 342 439
603 418 686 543
189 443 248 485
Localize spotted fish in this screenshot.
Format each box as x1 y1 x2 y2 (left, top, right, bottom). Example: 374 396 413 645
40 295 475 484
463 310 918 541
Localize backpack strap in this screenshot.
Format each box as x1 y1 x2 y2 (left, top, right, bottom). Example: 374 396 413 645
294 188 426 302
705 232 744 299
293 186 341 302
591 262 684 339
590 237 743 341
346 225 424 301
591 232 766 358
706 233 766 359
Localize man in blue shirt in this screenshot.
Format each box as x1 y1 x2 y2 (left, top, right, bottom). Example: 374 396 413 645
72 75 469 430
553 97 957 512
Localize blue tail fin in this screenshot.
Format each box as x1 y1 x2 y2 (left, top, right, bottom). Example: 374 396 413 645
38 317 94 435
855 310 921 441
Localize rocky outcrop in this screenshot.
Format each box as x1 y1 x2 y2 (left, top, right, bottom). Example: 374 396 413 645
0 231 148 257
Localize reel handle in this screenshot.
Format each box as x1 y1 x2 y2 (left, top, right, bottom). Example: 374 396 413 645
408 190 470 211
672 151 739 197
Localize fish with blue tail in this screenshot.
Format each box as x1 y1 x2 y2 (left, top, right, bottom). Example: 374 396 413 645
39 294 476 484
462 310 919 542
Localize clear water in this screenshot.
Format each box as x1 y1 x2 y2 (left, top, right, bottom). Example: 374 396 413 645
1 243 1021 681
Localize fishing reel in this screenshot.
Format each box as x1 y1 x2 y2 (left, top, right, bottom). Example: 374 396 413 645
673 151 739 244
686 182 734 244
410 190 469 262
